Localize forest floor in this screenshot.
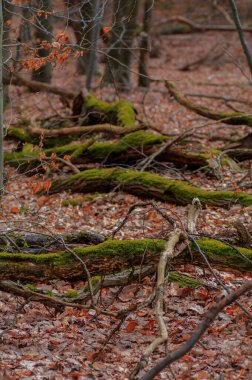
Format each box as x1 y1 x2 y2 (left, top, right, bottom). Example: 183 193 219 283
1 29 252 380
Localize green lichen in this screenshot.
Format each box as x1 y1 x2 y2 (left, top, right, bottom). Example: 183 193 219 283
86 95 136 127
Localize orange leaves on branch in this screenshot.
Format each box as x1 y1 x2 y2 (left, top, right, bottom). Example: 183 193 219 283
32 180 51 194
102 26 110 34
56 32 69 43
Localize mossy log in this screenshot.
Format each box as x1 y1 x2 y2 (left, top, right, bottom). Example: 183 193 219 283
6 124 144 148
166 80 252 127
5 131 238 172
46 167 252 207
0 238 251 282
85 95 136 127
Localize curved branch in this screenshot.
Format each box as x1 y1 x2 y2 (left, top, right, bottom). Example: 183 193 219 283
166 80 252 127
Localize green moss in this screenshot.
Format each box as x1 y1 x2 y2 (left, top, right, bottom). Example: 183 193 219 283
6 127 33 143
74 238 165 260
62 193 106 207
25 284 37 292
89 131 165 159
220 112 252 126
62 197 87 207
63 290 78 298
196 238 252 267
158 22 192 35
86 95 136 127
83 275 101 291
4 144 38 162
0 238 252 280
168 271 202 288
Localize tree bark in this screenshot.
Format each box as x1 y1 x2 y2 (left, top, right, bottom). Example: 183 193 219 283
138 0 152 87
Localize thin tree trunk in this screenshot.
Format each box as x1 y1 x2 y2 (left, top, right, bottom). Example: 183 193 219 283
138 0 152 87
69 0 93 75
0 0 4 191
2 0 13 105
103 0 139 90
32 0 53 83
86 0 101 89
229 0 252 75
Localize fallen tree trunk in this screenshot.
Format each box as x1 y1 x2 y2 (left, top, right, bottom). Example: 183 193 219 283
5 131 239 173
4 74 76 99
0 237 251 282
0 230 105 253
154 16 252 35
45 167 252 207
166 80 252 127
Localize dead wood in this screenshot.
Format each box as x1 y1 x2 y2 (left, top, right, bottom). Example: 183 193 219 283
45 167 252 208
0 236 251 282
166 80 252 127
154 16 252 35
4 74 76 99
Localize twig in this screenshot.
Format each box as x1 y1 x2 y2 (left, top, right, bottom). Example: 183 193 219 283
112 201 177 239
138 129 194 172
130 229 182 379
139 279 252 380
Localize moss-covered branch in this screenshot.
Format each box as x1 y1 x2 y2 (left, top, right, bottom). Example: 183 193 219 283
5 131 238 172
166 80 252 127
0 237 251 282
46 167 252 207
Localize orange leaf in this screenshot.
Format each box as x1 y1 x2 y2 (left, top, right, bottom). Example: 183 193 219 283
125 321 138 333
10 206 19 213
182 334 190 341
183 355 193 362
102 26 110 34
43 180 52 193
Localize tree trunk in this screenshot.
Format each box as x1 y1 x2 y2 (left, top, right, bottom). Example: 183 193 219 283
138 0 153 87
2 0 13 105
69 0 94 75
0 0 3 191
32 0 53 83
0 237 251 282
103 0 139 90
